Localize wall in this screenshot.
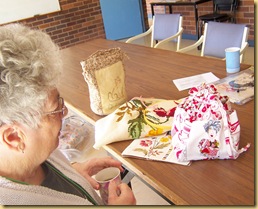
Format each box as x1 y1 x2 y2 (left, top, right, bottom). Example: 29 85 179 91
0 0 106 49
0 0 254 49
146 0 254 43
0 0 61 25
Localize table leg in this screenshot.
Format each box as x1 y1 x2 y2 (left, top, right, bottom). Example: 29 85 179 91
120 167 134 188
194 5 202 50
194 5 199 40
169 5 172 13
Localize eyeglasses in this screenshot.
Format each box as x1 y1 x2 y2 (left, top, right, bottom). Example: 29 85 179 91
43 97 66 116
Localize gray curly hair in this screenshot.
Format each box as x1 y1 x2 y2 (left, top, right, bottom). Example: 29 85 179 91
0 24 62 128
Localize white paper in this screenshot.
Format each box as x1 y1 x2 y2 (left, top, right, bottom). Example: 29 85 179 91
173 72 220 91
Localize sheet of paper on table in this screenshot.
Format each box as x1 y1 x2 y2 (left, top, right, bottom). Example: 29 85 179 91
173 72 220 91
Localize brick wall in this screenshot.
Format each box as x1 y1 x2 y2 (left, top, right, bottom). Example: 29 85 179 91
147 0 254 42
1 0 106 49
0 0 254 49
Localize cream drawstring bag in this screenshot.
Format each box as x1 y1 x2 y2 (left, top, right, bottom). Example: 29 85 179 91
80 47 127 115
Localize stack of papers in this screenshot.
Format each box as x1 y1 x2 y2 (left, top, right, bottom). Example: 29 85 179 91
173 72 220 91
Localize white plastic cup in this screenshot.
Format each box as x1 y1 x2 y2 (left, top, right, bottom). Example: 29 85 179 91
225 47 240 73
95 167 121 205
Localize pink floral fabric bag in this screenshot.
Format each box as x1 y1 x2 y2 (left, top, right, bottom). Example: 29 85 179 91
171 83 250 162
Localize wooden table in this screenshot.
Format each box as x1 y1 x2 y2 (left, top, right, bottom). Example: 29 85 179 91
58 38 254 205
150 0 212 39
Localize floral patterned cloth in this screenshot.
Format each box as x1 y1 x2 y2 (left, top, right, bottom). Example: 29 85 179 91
94 97 181 149
171 83 250 162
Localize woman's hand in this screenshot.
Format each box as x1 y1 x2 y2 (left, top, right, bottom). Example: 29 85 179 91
72 156 124 190
107 180 136 205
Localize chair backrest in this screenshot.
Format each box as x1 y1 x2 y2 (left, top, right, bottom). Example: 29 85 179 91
214 0 238 12
152 14 181 42
125 13 182 50
202 21 249 61
214 0 238 22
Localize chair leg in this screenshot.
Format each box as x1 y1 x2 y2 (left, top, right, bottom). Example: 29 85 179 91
233 17 236 23
120 166 134 188
198 20 204 50
200 22 203 38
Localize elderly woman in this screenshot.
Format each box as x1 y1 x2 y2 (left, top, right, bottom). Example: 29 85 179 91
0 24 136 205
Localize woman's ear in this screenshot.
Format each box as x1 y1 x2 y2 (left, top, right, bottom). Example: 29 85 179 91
1 126 26 152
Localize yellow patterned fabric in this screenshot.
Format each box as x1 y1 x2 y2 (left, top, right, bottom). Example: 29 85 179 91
94 97 182 149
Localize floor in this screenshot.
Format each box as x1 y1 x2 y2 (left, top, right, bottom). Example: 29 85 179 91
72 38 254 205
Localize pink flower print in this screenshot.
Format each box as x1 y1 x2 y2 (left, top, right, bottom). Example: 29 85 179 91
208 147 218 157
171 124 179 136
200 146 219 157
210 84 217 92
199 139 205 146
153 108 167 117
189 87 198 95
193 99 198 105
201 147 210 154
166 107 176 117
153 107 176 117
211 109 216 115
225 137 230 144
202 106 207 112
209 95 216 100
203 139 210 148
228 121 240 132
148 149 162 157
176 150 182 159
140 139 152 147
215 112 222 120
199 138 219 158
190 115 197 122
224 103 229 110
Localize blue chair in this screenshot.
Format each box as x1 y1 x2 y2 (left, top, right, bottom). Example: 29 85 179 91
178 21 249 63
126 14 183 51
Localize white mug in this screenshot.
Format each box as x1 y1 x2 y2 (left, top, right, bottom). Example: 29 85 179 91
225 47 240 73
95 167 121 205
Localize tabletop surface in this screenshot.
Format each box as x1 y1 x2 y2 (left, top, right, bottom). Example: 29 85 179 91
58 38 254 205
